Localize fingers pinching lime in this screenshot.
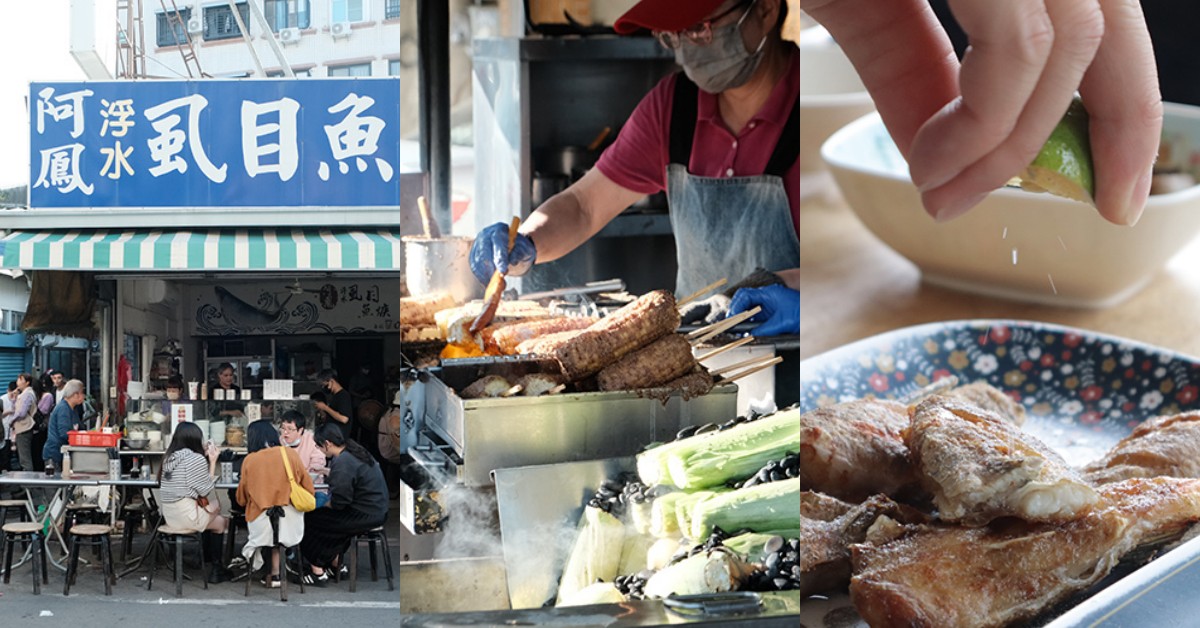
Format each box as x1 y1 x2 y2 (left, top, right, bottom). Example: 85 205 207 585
1012 98 1095 205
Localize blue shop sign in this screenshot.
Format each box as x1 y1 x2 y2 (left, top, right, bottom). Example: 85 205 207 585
29 78 400 208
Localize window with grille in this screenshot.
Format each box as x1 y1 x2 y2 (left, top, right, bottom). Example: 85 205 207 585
204 2 250 41
265 0 311 31
331 0 366 23
266 68 313 77
155 9 191 47
385 0 400 20
327 62 371 77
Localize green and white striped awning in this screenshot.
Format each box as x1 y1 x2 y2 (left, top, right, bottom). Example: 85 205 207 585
0 229 401 272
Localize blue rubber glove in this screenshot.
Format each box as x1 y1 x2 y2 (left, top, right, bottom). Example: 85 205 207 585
469 222 537 285
728 285 799 337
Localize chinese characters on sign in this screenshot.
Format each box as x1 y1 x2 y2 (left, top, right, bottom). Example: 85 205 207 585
29 79 401 208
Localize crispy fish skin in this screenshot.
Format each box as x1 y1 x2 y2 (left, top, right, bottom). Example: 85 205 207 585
943 381 1027 427
850 478 1200 628
907 396 1098 525
1085 412 1200 485
800 399 916 502
802 494 909 597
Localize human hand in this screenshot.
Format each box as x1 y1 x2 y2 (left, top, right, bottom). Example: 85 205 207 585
728 285 799 337
679 294 732 326
469 221 537 284
806 0 1161 226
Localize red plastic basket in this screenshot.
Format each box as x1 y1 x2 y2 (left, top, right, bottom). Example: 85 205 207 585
68 431 122 448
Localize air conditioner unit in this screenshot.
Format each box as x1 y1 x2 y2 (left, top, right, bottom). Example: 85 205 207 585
278 27 301 44
330 21 352 39
186 17 203 34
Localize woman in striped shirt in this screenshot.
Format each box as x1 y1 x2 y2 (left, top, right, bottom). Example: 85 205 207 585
159 421 232 583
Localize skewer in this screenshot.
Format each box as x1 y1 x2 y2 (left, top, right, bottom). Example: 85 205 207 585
717 356 784 384
547 383 567 395
710 353 777 378
695 335 755 363
688 306 761 345
500 384 524 398
677 278 728 309
417 195 437 239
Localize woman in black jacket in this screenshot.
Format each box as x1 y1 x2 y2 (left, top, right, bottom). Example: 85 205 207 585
298 423 388 585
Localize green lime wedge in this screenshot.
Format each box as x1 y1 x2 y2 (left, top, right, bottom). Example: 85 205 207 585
1011 98 1095 205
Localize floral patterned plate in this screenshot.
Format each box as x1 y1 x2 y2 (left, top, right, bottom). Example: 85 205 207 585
798 320 1200 627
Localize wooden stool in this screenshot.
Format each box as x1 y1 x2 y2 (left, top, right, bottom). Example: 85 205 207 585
243 507 303 602
119 502 151 561
64 524 115 596
223 510 246 567
148 526 206 597
63 503 102 533
0 499 30 526
349 526 394 592
2 521 48 595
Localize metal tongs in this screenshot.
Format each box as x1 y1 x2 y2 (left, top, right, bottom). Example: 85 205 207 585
510 278 626 302
663 592 763 617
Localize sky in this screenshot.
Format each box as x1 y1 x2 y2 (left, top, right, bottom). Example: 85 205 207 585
0 2 89 189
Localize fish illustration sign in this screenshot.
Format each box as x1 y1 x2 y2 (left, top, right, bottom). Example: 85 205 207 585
28 79 400 209
191 279 399 336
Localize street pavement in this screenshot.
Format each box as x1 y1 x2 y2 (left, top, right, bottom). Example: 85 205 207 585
0 505 401 626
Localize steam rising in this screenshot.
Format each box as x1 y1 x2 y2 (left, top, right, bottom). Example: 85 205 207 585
433 484 501 559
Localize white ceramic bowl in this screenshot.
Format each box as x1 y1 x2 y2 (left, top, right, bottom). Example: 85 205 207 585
820 103 1200 308
800 27 875 174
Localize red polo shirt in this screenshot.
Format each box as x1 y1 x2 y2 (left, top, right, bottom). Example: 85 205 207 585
596 49 799 237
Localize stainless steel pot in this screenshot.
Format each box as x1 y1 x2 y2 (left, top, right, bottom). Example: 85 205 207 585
403 235 484 304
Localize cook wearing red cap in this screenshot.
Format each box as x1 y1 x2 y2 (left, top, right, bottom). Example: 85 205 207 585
612 0 729 35
471 0 799 342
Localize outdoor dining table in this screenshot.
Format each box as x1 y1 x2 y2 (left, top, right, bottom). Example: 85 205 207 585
2 469 330 577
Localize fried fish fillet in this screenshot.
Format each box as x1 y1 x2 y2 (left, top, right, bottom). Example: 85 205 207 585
1084 412 1200 485
907 396 1098 525
850 477 1200 628
801 492 928 597
800 399 916 502
943 381 1026 427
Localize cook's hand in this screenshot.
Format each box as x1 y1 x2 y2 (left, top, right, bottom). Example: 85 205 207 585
469 222 537 285
728 285 799 337
805 0 1161 226
679 294 732 326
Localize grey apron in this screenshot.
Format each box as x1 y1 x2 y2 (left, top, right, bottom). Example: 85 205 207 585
666 75 800 297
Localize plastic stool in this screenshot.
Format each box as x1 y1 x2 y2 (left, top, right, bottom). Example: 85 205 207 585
349 526 394 592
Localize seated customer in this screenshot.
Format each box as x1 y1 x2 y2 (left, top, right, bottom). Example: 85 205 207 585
299 423 388 586
279 410 327 483
236 421 313 587
159 422 231 583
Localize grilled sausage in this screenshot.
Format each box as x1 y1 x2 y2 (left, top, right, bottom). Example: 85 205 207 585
597 333 695 391
491 317 598 355
515 329 586 356
400 292 456 326
554 290 680 380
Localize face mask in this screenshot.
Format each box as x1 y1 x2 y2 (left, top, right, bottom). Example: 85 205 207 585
285 437 301 448
674 4 769 94
166 391 180 400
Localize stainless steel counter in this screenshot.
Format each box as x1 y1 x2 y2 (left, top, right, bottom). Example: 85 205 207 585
400 592 801 627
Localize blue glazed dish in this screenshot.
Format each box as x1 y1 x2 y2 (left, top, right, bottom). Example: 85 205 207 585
801 319 1200 466
799 320 1200 626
